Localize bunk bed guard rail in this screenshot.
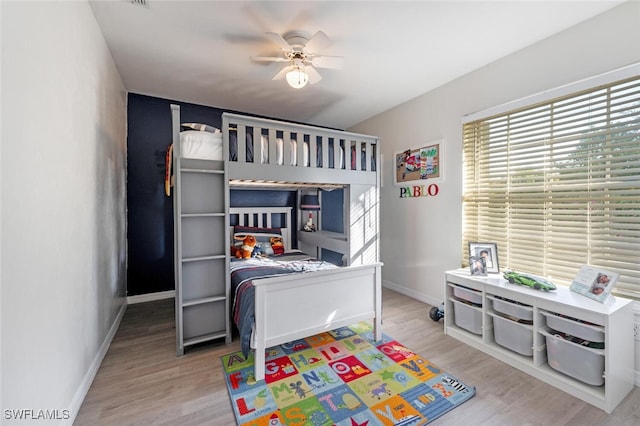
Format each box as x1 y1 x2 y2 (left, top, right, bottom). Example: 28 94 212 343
222 112 379 186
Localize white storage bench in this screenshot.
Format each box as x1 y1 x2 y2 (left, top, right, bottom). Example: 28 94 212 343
444 268 634 413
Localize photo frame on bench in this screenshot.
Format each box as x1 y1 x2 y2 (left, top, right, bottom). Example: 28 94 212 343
468 242 499 274
569 265 619 303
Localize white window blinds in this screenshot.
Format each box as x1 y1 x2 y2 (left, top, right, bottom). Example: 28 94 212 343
462 75 640 298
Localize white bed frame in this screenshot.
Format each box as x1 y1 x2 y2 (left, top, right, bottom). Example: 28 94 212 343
171 105 382 379
230 206 382 381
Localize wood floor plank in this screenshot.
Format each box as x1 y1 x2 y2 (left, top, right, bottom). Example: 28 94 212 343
75 288 639 425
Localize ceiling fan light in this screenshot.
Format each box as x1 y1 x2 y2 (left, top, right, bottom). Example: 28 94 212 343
286 68 309 89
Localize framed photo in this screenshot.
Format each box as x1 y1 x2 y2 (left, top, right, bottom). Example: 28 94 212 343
569 265 619 303
469 255 487 276
393 139 443 186
468 242 499 274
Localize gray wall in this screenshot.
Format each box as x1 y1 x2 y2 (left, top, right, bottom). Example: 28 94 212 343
1 1 127 423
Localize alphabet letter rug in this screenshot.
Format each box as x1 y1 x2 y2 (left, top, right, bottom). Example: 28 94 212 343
221 322 475 425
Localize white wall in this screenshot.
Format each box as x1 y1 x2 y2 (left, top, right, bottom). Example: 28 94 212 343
1 1 127 424
349 1 640 381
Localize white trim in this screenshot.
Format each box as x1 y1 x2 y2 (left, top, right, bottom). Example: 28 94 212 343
127 290 175 304
382 280 441 308
628 301 640 386
65 300 127 426
463 62 640 124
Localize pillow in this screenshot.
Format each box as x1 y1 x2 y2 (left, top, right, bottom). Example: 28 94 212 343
180 131 222 160
181 122 220 133
257 242 275 256
233 226 282 243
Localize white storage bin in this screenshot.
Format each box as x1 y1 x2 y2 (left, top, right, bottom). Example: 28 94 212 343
540 328 605 386
541 311 604 343
488 295 533 321
451 284 482 305
489 312 533 356
451 299 482 335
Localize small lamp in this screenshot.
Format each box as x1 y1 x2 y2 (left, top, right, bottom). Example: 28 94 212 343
286 58 309 89
300 194 320 211
286 64 309 89
300 194 320 231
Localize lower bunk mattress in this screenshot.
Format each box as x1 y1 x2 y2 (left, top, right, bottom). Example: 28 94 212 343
230 251 338 357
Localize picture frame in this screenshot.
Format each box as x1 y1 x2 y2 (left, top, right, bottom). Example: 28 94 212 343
393 139 444 186
469 254 487 276
468 242 499 274
569 265 619 303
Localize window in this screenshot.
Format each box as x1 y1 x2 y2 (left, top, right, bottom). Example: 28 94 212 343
462 74 640 298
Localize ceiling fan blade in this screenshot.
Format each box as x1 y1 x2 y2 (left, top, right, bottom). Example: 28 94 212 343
303 30 331 55
251 56 287 63
265 32 292 52
306 66 323 84
272 66 291 81
311 55 344 69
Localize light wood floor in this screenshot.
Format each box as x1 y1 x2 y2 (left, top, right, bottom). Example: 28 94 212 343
75 288 640 425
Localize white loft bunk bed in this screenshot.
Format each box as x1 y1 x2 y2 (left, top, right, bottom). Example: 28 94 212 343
170 105 382 381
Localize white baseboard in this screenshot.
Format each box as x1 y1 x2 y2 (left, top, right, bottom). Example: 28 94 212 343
65 299 127 426
127 290 175 304
382 280 441 308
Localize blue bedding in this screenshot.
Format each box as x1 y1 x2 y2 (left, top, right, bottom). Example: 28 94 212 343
230 251 337 357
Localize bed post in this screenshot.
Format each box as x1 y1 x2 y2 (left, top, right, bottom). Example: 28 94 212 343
253 284 266 382
374 264 383 342
254 345 266 382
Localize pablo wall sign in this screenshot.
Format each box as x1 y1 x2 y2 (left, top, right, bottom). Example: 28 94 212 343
399 184 440 198
394 139 444 198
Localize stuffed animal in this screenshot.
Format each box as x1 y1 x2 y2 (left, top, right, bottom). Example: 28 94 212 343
259 242 274 257
232 235 257 259
270 236 284 255
303 213 316 232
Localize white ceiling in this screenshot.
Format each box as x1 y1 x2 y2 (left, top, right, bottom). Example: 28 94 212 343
89 0 624 129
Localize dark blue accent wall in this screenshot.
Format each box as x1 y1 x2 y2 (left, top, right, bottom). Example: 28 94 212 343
321 189 344 233
127 94 227 296
321 248 345 266
230 189 299 244
320 188 345 265
126 94 304 296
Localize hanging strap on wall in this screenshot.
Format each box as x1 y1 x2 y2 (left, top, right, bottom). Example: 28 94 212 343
165 144 173 196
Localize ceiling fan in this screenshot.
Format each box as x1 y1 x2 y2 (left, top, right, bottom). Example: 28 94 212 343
251 30 344 89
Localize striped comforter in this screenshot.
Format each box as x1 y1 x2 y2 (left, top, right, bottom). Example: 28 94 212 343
230 251 337 357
